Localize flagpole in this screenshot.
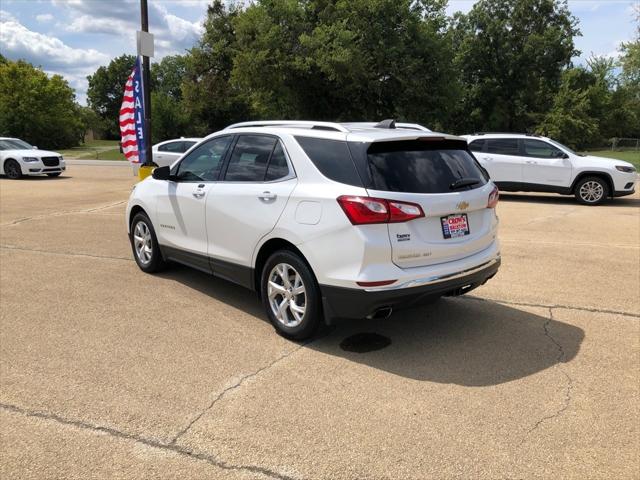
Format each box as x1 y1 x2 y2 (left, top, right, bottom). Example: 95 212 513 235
140 0 153 168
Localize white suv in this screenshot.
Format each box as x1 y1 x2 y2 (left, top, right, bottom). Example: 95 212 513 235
464 133 637 205
126 120 500 339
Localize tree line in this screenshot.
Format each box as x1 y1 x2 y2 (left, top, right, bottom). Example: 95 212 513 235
2 0 638 150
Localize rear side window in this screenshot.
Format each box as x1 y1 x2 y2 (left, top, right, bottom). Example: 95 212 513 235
469 139 485 152
487 138 519 155
224 135 276 181
366 140 488 194
295 136 362 187
265 143 290 181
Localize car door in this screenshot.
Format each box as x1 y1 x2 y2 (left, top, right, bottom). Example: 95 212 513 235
205 134 297 286
478 138 524 183
521 139 573 187
155 141 184 167
154 136 233 272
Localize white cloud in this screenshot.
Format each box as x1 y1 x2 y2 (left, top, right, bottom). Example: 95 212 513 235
0 9 17 22
0 13 110 103
35 13 53 23
56 0 203 56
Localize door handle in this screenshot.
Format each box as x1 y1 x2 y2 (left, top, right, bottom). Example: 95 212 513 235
525 160 537 164
482 156 491 161
193 184 206 199
258 191 277 201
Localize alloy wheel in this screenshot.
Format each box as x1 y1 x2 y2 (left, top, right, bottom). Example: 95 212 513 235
267 263 307 328
579 180 604 203
5 161 20 179
133 221 153 265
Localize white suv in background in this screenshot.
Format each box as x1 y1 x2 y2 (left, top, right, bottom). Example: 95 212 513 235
0 137 66 179
464 133 637 205
126 120 500 339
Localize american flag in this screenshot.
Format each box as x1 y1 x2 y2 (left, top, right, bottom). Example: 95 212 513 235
119 57 146 164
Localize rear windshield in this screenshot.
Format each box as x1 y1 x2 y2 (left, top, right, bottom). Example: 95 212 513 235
367 140 488 193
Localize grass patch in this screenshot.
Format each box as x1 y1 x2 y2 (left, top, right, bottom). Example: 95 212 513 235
59 140 125 160
584 150 640 169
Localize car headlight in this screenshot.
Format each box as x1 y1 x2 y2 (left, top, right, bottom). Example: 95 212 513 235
615 165 636 173
22 157 39 163
59 156 64 161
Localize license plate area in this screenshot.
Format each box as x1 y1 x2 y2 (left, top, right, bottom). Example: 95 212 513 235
441 213 470 239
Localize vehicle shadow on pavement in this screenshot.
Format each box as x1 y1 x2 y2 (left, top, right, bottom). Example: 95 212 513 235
158 266 584 387
311 297 584 386
500 193 640 208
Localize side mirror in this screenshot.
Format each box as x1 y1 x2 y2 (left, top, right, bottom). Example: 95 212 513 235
32 146 38 149
152 165 171 180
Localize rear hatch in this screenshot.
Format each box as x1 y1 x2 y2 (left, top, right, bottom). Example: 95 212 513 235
362 139 496 269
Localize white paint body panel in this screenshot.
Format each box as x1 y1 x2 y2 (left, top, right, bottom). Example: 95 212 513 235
127 125 501 292
464 134 637 192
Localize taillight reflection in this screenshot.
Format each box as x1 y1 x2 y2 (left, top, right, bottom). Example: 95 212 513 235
487 185 499 208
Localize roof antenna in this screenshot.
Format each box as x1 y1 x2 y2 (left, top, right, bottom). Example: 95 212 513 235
374 119 396 129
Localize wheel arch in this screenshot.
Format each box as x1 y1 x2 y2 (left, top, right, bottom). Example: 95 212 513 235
253 237 314 294
3 157 18 172
128 204 148 231
571 171 614 197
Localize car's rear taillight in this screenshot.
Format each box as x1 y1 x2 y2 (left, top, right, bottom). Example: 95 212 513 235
487 185 499 208
337 196 425 225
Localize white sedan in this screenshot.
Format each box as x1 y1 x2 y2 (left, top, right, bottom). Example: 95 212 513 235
0 137 66 179
152 138 201 167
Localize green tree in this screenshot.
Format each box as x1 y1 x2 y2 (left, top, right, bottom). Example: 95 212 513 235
451 0 579 133
535 68 597 148
231 0 455 126
86 54 136 139
182 1 250 135
0 59 83 149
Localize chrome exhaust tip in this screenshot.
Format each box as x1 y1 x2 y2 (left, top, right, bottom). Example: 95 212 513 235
367 306 393 320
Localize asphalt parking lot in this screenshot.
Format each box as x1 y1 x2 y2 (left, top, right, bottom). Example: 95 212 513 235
1 164 639 479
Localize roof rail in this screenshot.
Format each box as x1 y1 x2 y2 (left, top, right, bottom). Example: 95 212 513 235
224 120 350 133
472 132 541 137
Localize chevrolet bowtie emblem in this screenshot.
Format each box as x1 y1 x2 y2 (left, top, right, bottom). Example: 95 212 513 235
456 201 469 210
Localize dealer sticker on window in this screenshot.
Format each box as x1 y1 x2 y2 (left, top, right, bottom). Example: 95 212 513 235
441 213 470 239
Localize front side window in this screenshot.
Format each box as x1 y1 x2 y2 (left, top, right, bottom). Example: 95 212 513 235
523 139 564 158
224 135 277 182
174 136 232 181
469 139 485 152
487 138 519 156
158 141 184 153
182 141 197 152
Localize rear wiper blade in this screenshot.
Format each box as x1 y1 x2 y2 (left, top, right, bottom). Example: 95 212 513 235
450 177 480 190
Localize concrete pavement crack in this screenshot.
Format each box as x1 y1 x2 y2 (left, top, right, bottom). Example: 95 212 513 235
0 402 298 480
169 339 315 446
464 295 640 319
1 200 126 227
520 308 574 444
0 245 132 262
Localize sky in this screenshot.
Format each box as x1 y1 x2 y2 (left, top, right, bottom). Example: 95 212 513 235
0 0 638 105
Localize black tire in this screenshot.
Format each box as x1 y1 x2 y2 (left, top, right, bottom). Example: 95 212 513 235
47 173 62 177
260 250 322 340
4 159 22 179
129 212 167 273
574 176 609 205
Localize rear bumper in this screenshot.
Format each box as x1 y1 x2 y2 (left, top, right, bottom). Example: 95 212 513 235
320 256 500 323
